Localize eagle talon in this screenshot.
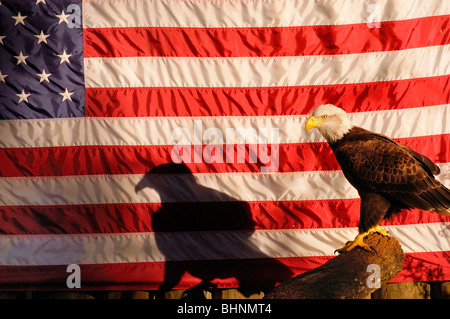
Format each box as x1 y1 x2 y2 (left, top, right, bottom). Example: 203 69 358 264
371 225 390 238
335 231 378 254
335 226 391 254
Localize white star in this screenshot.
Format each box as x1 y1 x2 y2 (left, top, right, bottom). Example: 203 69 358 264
57 50 71 64
34 30 49 44
37 69 51 83
0 35 5 45
14 51 28 65
59 88 74 102
12 12 27 25
16 90 31 103
0 71 7 83
36 0 46 4
55 10 70 24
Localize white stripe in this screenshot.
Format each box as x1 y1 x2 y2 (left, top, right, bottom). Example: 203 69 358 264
1 163 449 206
84 45 450 88
0 105 448 148
0 170 358 206
83 0 450 28
0 222 448 265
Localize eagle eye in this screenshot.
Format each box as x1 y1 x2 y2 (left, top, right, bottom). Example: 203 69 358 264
320 115 328 120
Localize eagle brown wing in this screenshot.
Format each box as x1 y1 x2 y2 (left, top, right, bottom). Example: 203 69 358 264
334 133 450 215
366 131 440 176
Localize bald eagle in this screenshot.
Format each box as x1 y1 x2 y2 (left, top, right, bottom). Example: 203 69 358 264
305 104 450 253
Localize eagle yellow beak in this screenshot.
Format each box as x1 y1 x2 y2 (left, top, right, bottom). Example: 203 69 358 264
305 116 324 132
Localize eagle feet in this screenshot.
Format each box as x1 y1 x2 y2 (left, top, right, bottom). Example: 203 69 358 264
335 226 390 254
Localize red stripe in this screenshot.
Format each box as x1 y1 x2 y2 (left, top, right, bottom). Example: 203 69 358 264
85 75 450 117
1 200 447 235
83 15 450 58
0 135 448 177
394 251 450 282
0 258 310 290
1 252 448 290
0 143 336 176
0 200 356 235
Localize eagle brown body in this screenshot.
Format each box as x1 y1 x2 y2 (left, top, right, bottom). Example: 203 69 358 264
305 104 450 253
330 126 450 235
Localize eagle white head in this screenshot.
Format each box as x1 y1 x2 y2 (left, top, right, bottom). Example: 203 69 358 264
305 104 354 143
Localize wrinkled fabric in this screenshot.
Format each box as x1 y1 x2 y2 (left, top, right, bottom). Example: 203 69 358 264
84 45 450 88
0 105 448 148
1 0 449 290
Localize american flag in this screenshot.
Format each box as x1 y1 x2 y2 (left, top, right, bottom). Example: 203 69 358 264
0 0 449 291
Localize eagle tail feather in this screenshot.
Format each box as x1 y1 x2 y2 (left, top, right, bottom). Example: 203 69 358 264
402 180 450 216
429 183 450 216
